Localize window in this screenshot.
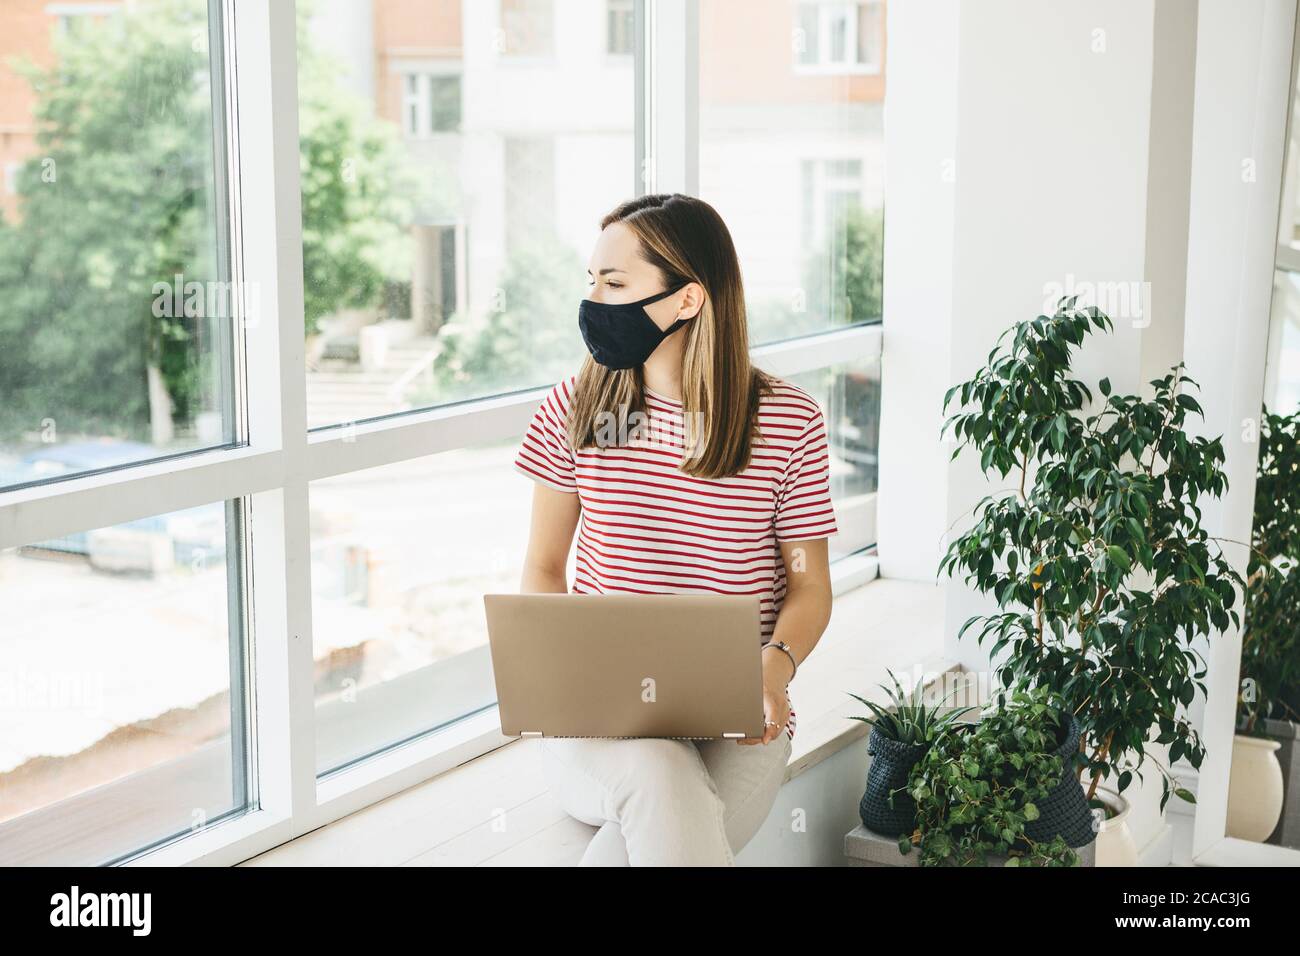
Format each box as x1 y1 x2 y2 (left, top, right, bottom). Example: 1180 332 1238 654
794 1 884 74
1265 274 1300 414
49 2 122 41
0 0 250 866
401 72 462 138
1 0 886 866
1268 26 1300 414
0 0 236 492
607 0 635 56
785 357 880 560
302 1 632 426
700 0 885 342
499 0 554 58
297 0 633 770
0 500 251 865
311 437 530 775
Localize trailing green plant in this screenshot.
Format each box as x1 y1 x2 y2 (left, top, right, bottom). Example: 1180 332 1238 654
939 297 1243 811
847 669 977 745
902 685 1079 866
1239 406 1300 732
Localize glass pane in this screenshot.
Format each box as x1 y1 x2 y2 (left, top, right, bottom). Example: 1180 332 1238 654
784 356 880 560
700 0 885 344
0 500 250 865
1279 30 1300 251
828 11 849 63
429 76 462 133
300 1 632 428
607 0 635 56
0 0 236 492
1266 271 1300 415
311 438 531 774
795 3 820 65
857 1 882 69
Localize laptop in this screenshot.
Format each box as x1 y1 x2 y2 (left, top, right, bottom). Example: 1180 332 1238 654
483 593 766 739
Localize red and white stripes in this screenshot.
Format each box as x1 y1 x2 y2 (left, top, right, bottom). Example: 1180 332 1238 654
514 374 839 741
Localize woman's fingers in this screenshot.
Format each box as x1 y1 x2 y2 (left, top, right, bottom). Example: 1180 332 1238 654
737 690 790 744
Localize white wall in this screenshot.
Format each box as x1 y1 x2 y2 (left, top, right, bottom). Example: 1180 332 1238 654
737 742 869 866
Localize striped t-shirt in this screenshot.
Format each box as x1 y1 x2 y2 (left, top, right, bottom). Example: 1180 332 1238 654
513 373 839 741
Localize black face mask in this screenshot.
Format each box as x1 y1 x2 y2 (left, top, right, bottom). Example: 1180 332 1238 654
578 283 690 370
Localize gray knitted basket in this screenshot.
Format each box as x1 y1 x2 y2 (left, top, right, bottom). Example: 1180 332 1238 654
859 727 928 837
1022 710 1097 849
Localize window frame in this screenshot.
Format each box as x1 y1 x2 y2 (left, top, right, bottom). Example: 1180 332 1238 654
0 0 883 866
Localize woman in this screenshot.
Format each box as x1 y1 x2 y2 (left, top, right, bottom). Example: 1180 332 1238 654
513 193 838 866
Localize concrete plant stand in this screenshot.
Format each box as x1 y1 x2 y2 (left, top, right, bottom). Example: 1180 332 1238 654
845 823 1096 867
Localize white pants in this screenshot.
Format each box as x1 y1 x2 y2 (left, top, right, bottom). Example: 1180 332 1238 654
538 732 793 866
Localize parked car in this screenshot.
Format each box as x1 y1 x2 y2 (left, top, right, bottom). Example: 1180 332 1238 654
11 439 227 570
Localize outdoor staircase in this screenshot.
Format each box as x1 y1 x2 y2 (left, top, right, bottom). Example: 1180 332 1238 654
306 336 441 429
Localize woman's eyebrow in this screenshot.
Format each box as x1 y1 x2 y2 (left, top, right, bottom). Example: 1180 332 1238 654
587 267 626 275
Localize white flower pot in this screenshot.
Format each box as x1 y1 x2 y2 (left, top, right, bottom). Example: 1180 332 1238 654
1227 734 1285 842
1093 786 1139 867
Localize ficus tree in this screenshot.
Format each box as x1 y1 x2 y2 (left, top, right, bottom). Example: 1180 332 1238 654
939 298 1243 810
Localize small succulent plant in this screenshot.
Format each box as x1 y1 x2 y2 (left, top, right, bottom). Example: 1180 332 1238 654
848 669 976 746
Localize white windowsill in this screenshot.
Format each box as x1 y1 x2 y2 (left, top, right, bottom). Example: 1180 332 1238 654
239 576 954 867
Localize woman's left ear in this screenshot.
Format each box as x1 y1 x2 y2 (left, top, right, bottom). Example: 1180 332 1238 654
679 282 705 320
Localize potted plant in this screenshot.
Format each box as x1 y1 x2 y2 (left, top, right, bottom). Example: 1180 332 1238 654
901 685 1088 866
848 671 976 836
1233 406 1300 844
939 298 1243 860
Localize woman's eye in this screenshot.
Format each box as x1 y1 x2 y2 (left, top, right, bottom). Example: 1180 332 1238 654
606 281 622 289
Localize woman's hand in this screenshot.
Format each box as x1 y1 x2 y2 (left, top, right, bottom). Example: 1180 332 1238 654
738 649 795 745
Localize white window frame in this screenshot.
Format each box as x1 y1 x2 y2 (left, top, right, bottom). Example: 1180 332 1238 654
0 0 882 867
